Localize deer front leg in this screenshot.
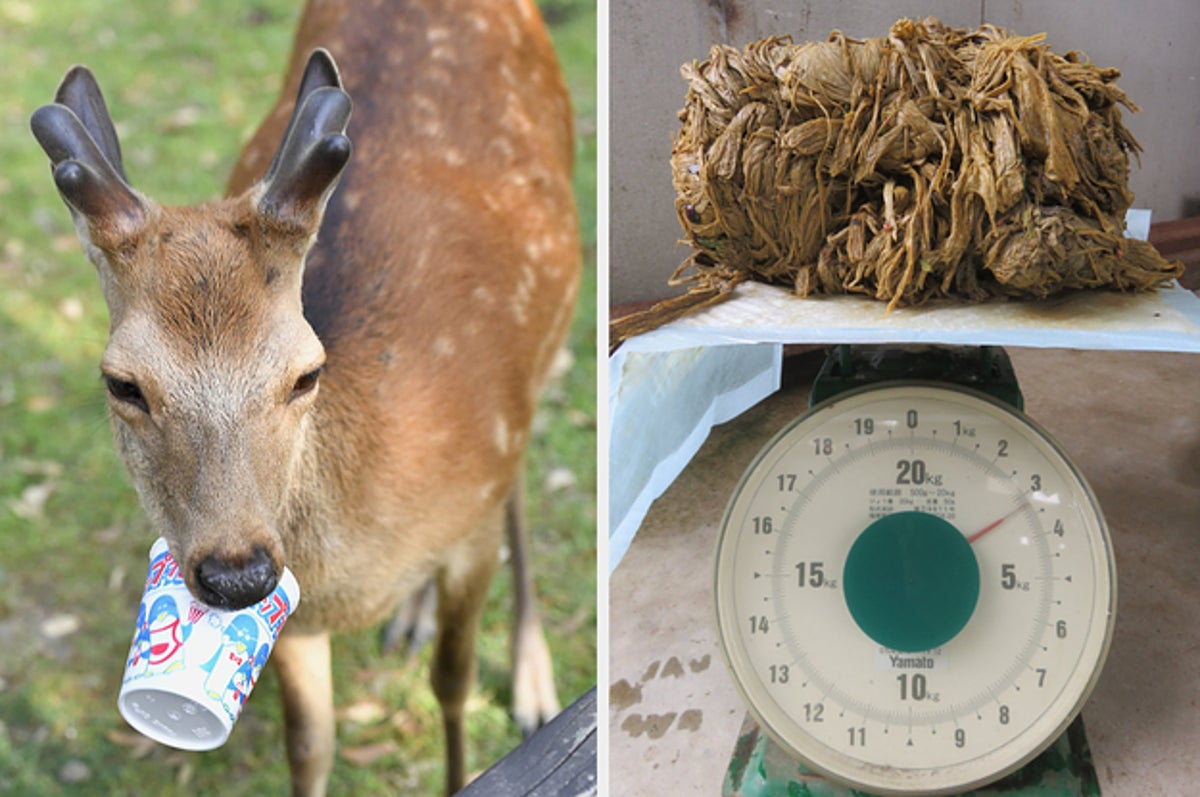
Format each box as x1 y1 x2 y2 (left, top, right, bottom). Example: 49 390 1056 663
273 629 335 797
432 521 502 794
506 475 561 736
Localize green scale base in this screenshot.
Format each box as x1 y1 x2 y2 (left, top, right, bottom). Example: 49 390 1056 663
723 713 1101 797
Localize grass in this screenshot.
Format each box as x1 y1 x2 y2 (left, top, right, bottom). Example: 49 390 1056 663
0 0 597 794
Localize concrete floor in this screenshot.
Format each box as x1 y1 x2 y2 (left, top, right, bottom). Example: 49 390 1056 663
608 347 1200 796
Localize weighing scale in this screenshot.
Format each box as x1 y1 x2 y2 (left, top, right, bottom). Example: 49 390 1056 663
714 345 1114 796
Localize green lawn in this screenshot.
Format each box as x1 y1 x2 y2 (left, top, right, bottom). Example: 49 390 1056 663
0 1 597 794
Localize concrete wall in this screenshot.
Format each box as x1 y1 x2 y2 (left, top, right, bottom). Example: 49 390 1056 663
610 0 1200 305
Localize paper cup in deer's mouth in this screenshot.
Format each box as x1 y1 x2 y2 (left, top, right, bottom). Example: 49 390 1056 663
117 537 300 751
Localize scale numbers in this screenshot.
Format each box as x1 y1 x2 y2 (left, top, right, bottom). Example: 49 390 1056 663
713 383 1115 795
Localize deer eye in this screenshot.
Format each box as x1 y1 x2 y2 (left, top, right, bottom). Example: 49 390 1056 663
104 375 149 414
290 367 322 402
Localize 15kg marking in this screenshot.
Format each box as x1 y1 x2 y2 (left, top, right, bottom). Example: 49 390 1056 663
796 561 838 589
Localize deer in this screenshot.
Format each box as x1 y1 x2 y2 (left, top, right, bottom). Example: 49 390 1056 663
30 0 581 794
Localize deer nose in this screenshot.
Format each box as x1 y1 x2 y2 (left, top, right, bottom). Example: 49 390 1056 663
195 547 278 610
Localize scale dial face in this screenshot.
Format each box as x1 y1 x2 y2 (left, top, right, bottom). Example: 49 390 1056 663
713 383 1115 795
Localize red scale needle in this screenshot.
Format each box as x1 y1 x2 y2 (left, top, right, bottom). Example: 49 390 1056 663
966 499 1029 544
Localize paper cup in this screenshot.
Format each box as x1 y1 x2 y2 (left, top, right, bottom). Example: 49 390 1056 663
117 538 300 750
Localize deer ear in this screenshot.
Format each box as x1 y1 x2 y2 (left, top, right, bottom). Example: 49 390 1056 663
30 66 146 241
53 65 129 180
256 49 353 229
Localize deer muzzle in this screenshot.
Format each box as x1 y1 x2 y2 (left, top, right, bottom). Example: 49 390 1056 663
194 545 279 610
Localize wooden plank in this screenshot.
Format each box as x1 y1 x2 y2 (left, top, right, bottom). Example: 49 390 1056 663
459 687 597 796
1150 218 1200 290
1149 216 1200 255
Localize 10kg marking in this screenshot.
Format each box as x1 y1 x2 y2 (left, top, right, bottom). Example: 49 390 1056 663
897 673 940 703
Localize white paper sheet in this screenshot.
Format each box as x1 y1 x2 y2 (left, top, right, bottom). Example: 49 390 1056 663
608 344 781 572
618 281 1200 354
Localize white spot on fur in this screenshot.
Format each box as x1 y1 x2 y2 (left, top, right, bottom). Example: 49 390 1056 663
443 148 465 167
512 264 537 325
432 336 455 358
490 136 515 164
481 192 503 213
427 25 451 43
412 95 441 138
548 346 574 383
410 245 433 275
494 415 509 454
343 191 363 212
507 111 533 135
472 285 494 304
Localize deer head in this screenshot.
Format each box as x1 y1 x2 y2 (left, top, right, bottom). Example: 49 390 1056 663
32 51 352 610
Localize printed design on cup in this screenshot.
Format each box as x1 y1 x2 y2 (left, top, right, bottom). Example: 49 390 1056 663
199 615 259 720
126 548 188 679
126 602 151 677
126 595 191 677
147 546 184 589
122 544 297 721
147 595 187 673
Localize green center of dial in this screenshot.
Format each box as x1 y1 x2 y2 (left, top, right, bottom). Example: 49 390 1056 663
842 511 979 653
